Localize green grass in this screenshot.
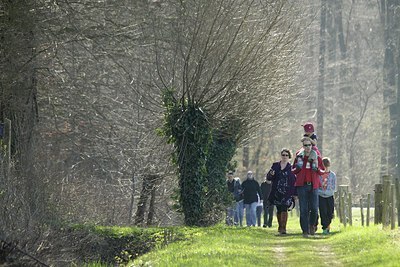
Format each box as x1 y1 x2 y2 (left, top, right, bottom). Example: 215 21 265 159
128 212 400 267
84 209 400 267
329 225 400 266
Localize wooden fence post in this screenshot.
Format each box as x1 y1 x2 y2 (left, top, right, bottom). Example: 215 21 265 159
334 191 340 222
391 184 395 230
382 177 391 228
396 178 400 227
339 185 348 226
339 190 345 225
348 192 352 226
374 183 383 224
360 197 364 226
367 193 370 227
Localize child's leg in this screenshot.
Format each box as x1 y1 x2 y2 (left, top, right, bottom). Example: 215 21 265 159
310 150 318 168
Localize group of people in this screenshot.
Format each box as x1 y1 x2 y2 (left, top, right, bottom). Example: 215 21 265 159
226 122 337 238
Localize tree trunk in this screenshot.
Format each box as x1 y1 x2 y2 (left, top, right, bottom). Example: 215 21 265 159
128 174 135 224
134 174 157 226
335 0 349 185
0 1 40 234
147 185 157 226
380 0 399 179
317 0 327 154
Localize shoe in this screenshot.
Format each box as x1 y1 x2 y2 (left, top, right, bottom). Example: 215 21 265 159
302 233 309 238
263 224 267 228
281 212 288 235
322 229 329 235
309 225 315 235
277 213 282 234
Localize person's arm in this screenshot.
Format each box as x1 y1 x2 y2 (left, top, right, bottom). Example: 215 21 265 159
292 157 302 174
257 182 263 201
289 172 298 196
266 164 276 180
315 156 325 175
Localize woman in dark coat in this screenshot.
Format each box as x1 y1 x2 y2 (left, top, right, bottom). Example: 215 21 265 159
266 148 297 234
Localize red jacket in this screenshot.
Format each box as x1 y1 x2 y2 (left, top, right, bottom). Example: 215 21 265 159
292 154 325 189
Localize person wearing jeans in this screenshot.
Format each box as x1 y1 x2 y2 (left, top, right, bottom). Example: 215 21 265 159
241 171 262 226
292 137 325 237
226 171 244 226
235 199 244 226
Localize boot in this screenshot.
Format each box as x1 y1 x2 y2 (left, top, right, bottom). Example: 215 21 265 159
309 224 316 235
280 212 288 234
276 213 282 234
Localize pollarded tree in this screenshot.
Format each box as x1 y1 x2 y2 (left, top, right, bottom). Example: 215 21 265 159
150 0 302 225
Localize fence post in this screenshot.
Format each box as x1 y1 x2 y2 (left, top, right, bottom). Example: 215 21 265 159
367 193 371 227
391 184 395 230
348 192 352 226
334 191 340 222
396 178 400 227
360 197 364 226
374 183 383 224
339 185 348 226
382 177 391 228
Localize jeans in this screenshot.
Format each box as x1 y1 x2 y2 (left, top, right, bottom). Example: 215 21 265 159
245 202 258 226
226 200 244 226
297 184 319 234
226 205 235 226
319 196 334 230
263 202 274 227
235 200 244 226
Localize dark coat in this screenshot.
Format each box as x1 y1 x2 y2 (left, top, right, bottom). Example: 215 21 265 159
241 178 262 204
260 181 272 203
267 161 296 207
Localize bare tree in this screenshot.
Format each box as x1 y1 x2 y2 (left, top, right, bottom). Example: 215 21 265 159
149 0 302 225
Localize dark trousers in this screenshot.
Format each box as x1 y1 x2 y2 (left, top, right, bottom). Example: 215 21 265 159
263 201 274 227
319 196 334 230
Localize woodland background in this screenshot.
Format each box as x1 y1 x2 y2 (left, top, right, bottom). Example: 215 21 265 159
0 0 399 257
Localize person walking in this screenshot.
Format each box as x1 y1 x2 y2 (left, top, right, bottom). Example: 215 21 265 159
292 137 325 237
241 171 262 227
318 157 336 234
261 176 274 227
226 171 244 226
266 148 297 234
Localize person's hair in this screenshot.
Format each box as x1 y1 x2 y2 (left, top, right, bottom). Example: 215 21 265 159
301 136 312 144
281 148 292 159
322 157 331 167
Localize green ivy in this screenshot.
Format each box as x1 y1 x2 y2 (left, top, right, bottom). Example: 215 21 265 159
162 89 211 226
202 122 239 225
161 89 240 226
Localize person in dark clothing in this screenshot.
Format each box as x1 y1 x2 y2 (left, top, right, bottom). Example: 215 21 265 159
267 148 297 234
261 177 274 227
241 171 262 227
226 171 244 226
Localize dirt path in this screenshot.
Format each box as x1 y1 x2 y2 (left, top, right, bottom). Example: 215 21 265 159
269 234 344 267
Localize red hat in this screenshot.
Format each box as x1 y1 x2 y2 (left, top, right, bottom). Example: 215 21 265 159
303 122 314 132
